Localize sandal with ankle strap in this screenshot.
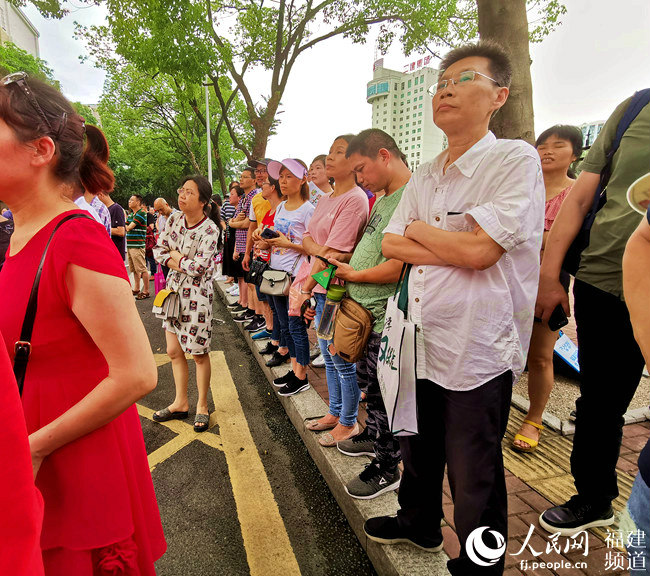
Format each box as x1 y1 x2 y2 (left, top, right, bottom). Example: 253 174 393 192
512 419 545 453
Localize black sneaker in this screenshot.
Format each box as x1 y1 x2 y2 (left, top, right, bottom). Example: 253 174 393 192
277 377 309 396
337 426 375 457
265 351 290 367
364 516 443 552
245 317 265 332
233 310 255 323
273 370 295 387
229 304 246 314
227 301 241 309
539 495 614 536
345 461 400 500
259 342 278 355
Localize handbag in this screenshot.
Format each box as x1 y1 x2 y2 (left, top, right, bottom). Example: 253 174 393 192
13 213 93 396
154 263 166 294
247 257 269 286
563 88 650 275
152 288 180 320
332 296 374 363
151 227 201 321
260 255 301 297
377 264 418 436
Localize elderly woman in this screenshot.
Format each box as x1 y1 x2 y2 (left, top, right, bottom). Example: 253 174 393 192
0 72 165 574
152 175 222 432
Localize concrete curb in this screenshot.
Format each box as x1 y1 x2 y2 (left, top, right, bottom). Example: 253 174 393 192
215 280 450 576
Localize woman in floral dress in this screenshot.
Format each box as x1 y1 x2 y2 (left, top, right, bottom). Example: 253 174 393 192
153 175 222 432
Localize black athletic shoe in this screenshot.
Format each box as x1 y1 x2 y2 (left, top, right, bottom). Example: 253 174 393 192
233 310 255 323
265 351 290 367
539 495 614 536
227 301 241 309
277 377 310 396
229 304 246 314
259 342 278 355
245 317 265 332
337 426 375 457
345 461 400 500
273 370 295 387
364 516 443 552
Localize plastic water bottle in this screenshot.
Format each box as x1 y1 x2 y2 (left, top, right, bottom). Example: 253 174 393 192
316 285 346 340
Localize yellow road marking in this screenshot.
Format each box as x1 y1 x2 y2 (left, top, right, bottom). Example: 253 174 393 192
142 351 301 575
209 350 302 576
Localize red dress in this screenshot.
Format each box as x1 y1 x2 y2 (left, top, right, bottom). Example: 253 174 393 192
0 211 166 575
0 330 44 576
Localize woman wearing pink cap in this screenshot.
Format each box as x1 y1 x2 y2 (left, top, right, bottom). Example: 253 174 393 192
264 158 315 396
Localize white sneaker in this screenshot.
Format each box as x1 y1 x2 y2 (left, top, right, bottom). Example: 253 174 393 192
312 353 325 367
228 285 239 294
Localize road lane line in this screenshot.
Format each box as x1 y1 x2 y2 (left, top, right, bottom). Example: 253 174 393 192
210 351 302 576
146 434 196 471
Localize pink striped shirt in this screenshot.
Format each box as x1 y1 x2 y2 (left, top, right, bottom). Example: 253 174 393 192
544 185 573 231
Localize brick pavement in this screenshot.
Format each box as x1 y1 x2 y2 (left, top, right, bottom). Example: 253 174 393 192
303 323 649 576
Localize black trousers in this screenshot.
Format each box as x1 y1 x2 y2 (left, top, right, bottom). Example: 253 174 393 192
397 372 512 576
572 279 645 506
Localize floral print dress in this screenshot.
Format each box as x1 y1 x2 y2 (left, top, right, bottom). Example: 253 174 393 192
153 211 220 354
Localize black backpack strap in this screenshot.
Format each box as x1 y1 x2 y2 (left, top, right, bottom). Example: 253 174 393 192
14 213 94 396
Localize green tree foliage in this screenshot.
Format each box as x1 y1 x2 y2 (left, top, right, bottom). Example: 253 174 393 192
97 61 249 199
0 41 59 87
73 0 565 160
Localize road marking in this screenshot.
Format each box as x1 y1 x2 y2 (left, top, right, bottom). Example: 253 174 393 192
141 351 301 575
209 350 302 576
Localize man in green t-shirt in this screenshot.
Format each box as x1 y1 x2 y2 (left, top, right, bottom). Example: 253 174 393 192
125 194 150 298
536 93 649 535
325 128 410 500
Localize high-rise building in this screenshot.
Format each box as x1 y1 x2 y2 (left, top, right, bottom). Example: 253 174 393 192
367 59 446 170
0 1 40 58
580 120 604 149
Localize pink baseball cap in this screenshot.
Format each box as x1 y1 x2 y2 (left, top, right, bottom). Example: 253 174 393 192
267 158 307 180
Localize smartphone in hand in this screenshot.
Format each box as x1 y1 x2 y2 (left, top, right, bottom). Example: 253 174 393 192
548 304 569 331
260 227 279 240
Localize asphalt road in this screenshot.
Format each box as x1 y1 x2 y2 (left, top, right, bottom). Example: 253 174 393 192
135 289 376 576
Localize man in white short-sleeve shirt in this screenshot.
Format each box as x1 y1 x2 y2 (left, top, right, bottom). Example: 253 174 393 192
364 41 544 576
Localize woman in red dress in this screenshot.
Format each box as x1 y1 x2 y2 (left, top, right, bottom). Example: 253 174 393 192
0 74 166 574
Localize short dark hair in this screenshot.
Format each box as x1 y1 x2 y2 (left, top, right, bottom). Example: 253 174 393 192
333 134 355 145
241 168 254 179
346 129 405 164
536 124 584 178
267 175 283 199
311 154 327 167
131 194 143 204
535 125 583 158
439 40 512 88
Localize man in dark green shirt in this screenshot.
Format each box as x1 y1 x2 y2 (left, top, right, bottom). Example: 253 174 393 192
126 194 150 298
537 92 649 535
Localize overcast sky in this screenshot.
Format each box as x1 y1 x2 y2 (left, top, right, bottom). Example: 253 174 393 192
24 0 650 164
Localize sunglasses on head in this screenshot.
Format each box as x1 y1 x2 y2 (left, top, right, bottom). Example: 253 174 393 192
1 71 68 139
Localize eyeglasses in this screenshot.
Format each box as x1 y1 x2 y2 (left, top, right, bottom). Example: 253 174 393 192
254 168 267 174
177 188 196 197
1 72 68 139
427 70 500 96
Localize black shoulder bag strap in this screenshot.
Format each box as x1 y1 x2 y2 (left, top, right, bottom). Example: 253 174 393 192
13 213 93 396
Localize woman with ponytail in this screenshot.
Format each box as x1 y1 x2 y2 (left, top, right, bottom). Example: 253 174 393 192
0 73 166 574
152 175 222 432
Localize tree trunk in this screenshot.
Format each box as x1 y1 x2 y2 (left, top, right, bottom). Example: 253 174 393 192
477 0 535 144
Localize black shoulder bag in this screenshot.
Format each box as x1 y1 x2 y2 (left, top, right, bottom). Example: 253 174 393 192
13 214 93 396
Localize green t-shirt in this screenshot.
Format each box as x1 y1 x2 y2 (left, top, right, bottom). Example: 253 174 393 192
346 186 405 333
576 95 648 297
126 209 147 248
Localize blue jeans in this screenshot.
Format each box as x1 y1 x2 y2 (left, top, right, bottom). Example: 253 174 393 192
314 292 360 426
266 292 283 345
627 471 650 576
269 294 310 366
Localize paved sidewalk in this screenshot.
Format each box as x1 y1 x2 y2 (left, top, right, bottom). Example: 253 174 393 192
216 280 649 576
